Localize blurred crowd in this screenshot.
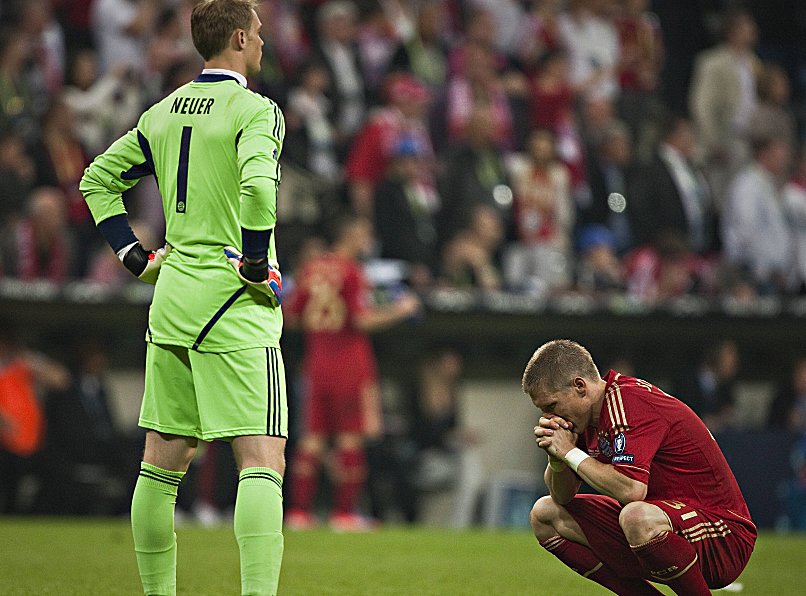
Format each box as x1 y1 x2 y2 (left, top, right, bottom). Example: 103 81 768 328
1 0 806 304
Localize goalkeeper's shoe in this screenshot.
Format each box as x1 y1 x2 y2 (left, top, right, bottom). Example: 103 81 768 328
118 242 171 284
223 246 282 306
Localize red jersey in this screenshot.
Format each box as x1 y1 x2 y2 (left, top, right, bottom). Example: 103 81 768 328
344 107 432 186
286 253 376 376
529 81 573 132
581 371 753 528
614 13 662 91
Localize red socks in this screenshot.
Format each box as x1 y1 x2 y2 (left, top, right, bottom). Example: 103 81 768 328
540 536 663 595
333 448 366 515
289 450 320 512
631 531 711 595
289 447 367 516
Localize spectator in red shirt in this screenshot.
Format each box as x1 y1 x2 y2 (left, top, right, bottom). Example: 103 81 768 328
52 0 94 52
1 186 76 283
529 49 575 133
614 0 664 148
624 230 714 303
344 72 432 217
284 214 420 531
525 339 756 595
443 42 514 150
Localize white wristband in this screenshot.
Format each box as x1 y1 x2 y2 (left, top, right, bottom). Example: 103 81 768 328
563 448 590 473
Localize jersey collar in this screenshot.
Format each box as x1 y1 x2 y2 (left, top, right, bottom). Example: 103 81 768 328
196 68 247 87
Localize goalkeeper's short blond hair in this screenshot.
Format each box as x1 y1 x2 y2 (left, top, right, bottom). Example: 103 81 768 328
191 0 258 61
522 339 600 396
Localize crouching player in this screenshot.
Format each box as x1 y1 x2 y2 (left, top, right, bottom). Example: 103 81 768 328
523 340 756 595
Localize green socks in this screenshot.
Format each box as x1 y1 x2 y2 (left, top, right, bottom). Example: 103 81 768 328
130 463 284 595
131 462 184 596
234 467 285 596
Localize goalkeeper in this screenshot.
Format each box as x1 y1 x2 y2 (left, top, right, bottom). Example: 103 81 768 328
80 1 287 595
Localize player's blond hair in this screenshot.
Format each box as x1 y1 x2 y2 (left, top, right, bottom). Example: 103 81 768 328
522 339 600 396
191 0 258 61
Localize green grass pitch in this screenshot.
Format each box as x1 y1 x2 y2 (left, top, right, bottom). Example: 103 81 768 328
0 518 804 595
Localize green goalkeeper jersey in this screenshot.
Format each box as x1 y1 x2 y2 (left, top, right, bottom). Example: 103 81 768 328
81 72 285 352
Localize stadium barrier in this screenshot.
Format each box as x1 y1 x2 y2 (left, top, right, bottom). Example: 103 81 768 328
1 280 802 527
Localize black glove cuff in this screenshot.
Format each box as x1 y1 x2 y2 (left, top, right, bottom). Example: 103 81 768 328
241 257 269 283
122 243 150 276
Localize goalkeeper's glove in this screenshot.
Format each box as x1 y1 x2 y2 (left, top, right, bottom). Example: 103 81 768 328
117 242 171 284
223 246 282 306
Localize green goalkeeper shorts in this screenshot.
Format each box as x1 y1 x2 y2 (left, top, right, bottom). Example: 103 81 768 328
140 343 288 441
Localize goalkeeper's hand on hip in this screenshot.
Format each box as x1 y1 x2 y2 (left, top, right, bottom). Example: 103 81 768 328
223 246 282 307
118 242 171 284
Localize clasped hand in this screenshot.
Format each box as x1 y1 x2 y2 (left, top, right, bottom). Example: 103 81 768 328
534 415 577 460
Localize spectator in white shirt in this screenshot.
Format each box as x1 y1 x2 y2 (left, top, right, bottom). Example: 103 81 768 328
557 0 620 101
92 0 158 76
783 148 806 293
721 136 793 295
62 49 143 156
689 10 761 206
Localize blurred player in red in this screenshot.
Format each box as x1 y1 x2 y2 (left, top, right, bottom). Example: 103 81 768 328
523 339 755 595
284 214 421 531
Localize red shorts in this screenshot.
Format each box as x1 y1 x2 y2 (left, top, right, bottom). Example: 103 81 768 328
565 494 756 589
302 368 377 435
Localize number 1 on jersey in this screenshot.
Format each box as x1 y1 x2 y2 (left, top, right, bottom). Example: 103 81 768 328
176 126 192 213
